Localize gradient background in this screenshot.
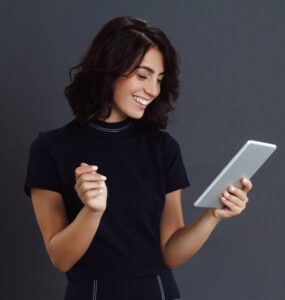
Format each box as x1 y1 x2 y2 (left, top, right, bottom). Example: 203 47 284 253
1 0 284 299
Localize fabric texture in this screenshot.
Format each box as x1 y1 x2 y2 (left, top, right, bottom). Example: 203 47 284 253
24 117 190 282
64 270 182 300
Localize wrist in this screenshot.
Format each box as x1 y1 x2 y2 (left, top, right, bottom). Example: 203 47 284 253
84 205 105 217
203 208 222 224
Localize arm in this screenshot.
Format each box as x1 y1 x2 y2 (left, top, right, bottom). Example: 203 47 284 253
31 188 104 273
160 177 252 269
161 208 221 269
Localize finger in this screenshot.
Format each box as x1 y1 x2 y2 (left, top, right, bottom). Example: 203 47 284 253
75 163 99 180
223 191 245 208
227 186 249 203
77 172 105 185
74 164 107 191
221 196 241 213
241 177 252 193
78 181 105 199
75 173 106 192
77 177 105 193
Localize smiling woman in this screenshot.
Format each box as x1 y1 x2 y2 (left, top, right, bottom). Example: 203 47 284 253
22 11 257 300
24 16 189 300
111 47 164 118
64 16 180 136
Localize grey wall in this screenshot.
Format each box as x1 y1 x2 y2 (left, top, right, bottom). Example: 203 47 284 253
1 0 284 299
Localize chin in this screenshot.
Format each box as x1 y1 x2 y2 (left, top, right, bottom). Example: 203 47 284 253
127 110 145 120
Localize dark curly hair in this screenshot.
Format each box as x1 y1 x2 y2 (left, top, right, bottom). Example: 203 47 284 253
64 16 181 134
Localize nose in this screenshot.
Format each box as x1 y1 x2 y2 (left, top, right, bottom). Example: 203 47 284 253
144 79 160 98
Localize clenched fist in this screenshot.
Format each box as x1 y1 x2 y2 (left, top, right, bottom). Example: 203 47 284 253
74 162 108 213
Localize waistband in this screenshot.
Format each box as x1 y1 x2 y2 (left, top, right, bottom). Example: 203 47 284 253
67 269 172 283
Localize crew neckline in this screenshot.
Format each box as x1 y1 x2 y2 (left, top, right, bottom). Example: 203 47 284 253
88 117 132 132
74 117 137 138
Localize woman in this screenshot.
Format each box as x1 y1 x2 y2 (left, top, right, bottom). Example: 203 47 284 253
24 16 252 300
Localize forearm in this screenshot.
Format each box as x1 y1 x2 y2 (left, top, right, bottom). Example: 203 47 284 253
162 208 221 269
48 206 104 272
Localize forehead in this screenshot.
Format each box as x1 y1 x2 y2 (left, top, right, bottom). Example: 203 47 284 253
138 47 164 74
121 47 165 78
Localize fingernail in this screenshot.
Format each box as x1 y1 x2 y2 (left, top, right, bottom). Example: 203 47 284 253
101 175 107 180
92 166 98 170
243 178 248 183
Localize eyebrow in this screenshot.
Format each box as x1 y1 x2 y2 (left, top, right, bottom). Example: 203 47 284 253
136 66 165 75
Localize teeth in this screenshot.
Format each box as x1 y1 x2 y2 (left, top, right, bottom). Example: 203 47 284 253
133 96 150 105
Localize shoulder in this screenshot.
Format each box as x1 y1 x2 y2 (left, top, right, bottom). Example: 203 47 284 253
30 119 75 152
142 128 181 163
154 130 180 151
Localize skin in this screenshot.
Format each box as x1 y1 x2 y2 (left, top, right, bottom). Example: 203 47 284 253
161 178 252 269
98 44 252 268
95 46 254 268
31 46 253 273
210 177 252 219
99 46 164 122
98 45 253 221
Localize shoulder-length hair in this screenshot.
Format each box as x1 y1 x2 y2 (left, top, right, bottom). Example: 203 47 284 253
64 16 180 134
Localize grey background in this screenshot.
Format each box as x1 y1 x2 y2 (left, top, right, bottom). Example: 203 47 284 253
1 0 284 299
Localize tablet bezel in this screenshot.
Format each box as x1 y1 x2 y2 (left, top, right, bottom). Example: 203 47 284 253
193 140 277 208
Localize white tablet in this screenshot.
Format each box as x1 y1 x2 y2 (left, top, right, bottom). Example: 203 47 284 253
193 140 277 208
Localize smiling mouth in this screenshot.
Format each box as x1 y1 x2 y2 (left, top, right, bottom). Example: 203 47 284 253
132 95 151 106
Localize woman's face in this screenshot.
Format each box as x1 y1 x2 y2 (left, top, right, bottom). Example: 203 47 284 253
105 47 164 122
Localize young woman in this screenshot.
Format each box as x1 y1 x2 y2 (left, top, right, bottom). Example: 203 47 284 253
24 16 252 300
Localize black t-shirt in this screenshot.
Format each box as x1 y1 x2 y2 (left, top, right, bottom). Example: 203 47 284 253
24 117 190 281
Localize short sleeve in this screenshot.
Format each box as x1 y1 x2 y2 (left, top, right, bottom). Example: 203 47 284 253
164 133 191 194
23 133 61 198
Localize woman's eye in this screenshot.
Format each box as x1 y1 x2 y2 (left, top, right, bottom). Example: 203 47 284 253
137 74 147 79
137 74 163 84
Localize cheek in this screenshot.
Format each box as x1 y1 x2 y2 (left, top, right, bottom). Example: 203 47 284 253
113 86 126 106
113 77 143 102
127 77 143 92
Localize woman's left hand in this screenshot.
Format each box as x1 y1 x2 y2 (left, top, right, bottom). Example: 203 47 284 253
209 177 253 220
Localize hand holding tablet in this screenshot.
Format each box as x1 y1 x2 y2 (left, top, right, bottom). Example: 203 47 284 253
193 140 277 208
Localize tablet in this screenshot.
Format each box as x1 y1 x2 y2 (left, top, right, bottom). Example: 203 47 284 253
193 140 277 208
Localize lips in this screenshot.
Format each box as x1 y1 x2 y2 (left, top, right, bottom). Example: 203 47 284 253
132 96 147 109
133 95 150 101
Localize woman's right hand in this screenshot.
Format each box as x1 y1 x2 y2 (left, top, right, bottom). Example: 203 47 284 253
74 162 108 213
